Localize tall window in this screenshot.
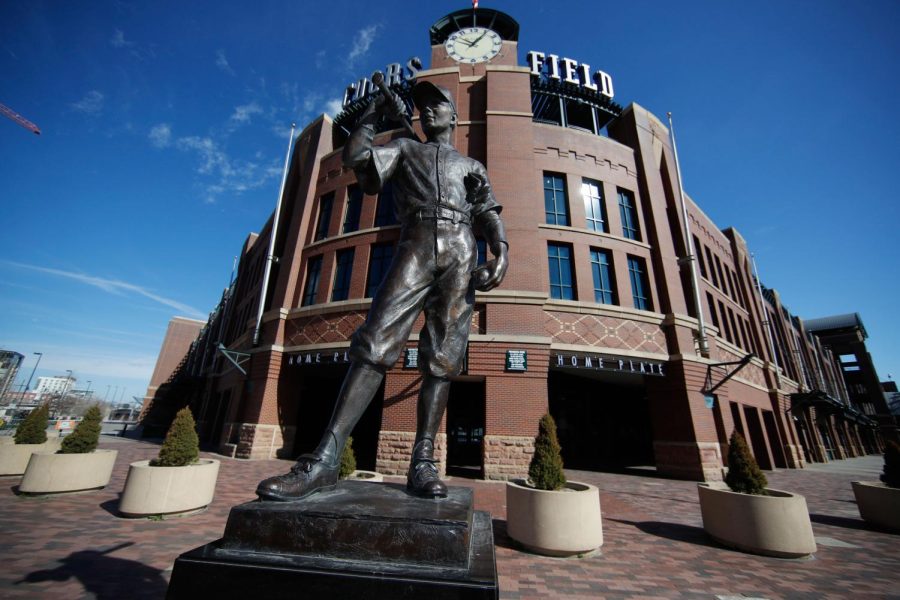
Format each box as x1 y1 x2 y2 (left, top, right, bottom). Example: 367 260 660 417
627 255 651 310
706 292 719 328
590 249 616 304
342 186 363 234
544 173 570 226
374 181 398 227
693 235 707 278
315 193 334 241
366 243 394 298
718 300 732 343
331 249 355 301
301 255 323 306
581 179 607 232
547 243 575 300
714 255 726 293
618 188 641 241
704 246 718 287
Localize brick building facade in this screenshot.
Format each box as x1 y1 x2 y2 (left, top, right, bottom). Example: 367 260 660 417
142 8 887 480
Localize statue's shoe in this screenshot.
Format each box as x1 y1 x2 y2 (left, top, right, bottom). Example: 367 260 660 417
406 458 448 498
256 454 338 501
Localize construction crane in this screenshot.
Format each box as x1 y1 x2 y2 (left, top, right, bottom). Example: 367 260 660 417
0 103 41 135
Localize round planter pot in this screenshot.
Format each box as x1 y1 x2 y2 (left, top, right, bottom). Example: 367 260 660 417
19 449 118 494
348 470 383 482
697 483 816 558
0 438 63 476
506 479 603 557
852 481 900 531
119 459 220 518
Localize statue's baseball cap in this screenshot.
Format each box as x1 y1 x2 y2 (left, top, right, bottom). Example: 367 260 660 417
411 81 457 116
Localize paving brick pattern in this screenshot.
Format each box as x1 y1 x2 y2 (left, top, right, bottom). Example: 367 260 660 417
0 438 897 599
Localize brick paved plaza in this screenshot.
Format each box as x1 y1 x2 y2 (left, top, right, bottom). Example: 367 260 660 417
0 436 897 599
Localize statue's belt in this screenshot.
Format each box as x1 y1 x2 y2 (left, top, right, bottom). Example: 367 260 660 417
411 205 471 225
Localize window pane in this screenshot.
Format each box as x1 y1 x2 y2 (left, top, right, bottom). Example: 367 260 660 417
302 256 323 306
582 179 606 232
547 243 574 300
618 189 641 241
627 255 651 310
331 249 355 301
315 194 334 241
543 173 569 226
343 186 363 234
590 249 616 304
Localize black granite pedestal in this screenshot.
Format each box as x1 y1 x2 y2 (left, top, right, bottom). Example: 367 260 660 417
166 481 498 599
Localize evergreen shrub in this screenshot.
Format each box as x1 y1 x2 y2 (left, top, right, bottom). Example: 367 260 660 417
339 436 357 479
59 405 103 454
14 404 49 445
150 407 199 467
528 413 566 491
725 430 768 495
880 440 900 488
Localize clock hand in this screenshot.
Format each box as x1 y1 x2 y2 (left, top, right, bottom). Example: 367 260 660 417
471 31 488 45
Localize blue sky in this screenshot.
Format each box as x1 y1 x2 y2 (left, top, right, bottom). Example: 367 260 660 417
2 0 899 402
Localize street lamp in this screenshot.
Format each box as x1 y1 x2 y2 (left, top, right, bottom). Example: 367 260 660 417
85 381 92 401
23 352 42 396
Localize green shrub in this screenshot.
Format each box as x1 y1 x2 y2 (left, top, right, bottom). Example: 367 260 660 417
339 436 357 479
59 405 103 454
725 430 768 495
14 404 49 445
528 413 566 491
880 440 900 488
150 407 199 467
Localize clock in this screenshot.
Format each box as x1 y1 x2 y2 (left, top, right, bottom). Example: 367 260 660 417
445 27 502 64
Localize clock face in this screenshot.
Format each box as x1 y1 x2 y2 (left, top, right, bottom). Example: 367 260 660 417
445 27 502 64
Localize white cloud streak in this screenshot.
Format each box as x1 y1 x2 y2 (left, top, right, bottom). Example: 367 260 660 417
71 90 105 115
148 123 172 148
3 261 205 319
348 24 379 65
216 49 235 75
230 102 263 124
110 29 133 48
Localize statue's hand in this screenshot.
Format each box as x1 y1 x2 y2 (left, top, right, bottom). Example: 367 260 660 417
374 91 407 123
472 244 509 292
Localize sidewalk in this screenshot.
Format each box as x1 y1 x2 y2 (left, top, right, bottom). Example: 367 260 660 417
0 437 897 599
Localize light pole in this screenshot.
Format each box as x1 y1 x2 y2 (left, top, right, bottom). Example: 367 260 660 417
23 352 42 397
86 381 92 401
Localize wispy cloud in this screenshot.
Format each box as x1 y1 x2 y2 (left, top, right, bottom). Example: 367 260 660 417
348 24 379 66
2 261 205 319
174 135 280 203
71 90 105 115
148 123 172 148
109 28 155 60
230 102 263 124
110 28 133 49
324 98 344 118
216 49 235 75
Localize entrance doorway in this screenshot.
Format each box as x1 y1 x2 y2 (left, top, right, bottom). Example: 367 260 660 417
445 379 485 478
548 370 654 471
291 365 384 471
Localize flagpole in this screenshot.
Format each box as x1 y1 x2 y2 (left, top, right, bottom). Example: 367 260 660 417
667 112 710 357
253 122 296 347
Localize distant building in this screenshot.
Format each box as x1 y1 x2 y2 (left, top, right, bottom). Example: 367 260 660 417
0 350 25 402
140 316 206 421
34 374 75 399
883 381 900 417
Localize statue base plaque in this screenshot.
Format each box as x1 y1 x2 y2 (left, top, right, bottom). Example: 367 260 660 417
166 481 498 599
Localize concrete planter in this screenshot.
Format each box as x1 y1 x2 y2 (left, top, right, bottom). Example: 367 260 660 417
0 438 62 476
19 449 117 494
697 483 816 558
852 481 900 531
119 459 220 518
347 470 383 482
506 479 603 556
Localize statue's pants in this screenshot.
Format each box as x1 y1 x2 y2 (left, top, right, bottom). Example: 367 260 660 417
350 218 477 379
